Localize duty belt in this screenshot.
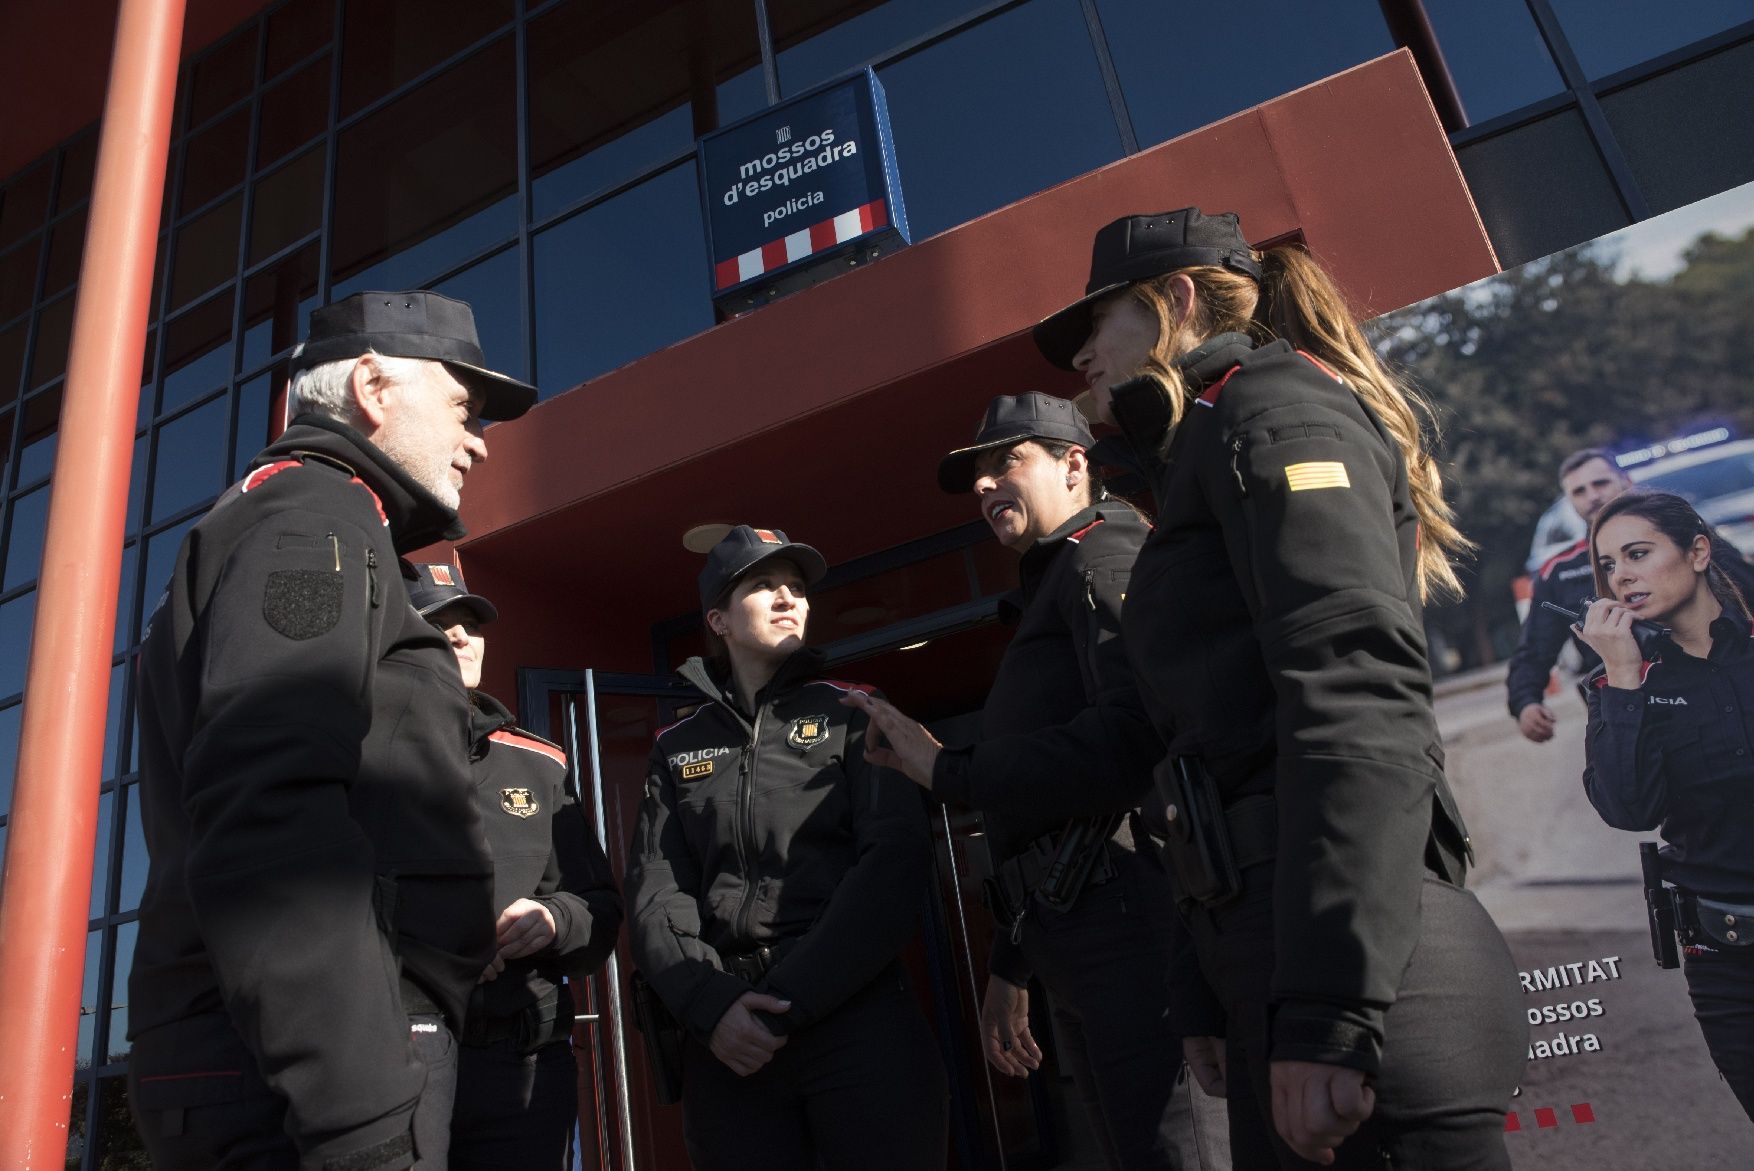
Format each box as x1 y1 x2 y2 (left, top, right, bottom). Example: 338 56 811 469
986 815 1131 943
722 939 795 984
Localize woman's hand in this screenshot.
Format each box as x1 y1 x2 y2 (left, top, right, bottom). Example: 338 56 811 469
708 991 792 1076
980 975 1043 1077
838 691 941 790
1269 1060 1375 1166
494 898 557 960
1183 1035 1227 1098
1574 597 1648 689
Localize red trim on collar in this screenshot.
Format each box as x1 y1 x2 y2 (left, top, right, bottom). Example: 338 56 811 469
488 728 566 766
347 476 389 526
1297 350 1344 383
1537 537 1591 582
1194 363 1242 408
240 460 302 492
1066 517 1106 543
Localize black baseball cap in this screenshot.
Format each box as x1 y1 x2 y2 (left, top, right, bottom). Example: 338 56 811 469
698 526 827 612
1033 208 1262 370
408 562 498 625
289 290 538 421
937 393 1095 493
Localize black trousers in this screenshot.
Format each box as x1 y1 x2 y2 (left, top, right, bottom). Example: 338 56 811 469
1020 847 1230 1170
1682 945 1754 1121
1186 874 1526 1171
680 965 949 1171
450 1036 578 1169
128 1012 457 1170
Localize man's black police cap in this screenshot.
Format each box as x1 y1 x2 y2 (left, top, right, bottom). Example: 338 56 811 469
289 290 538 421
698 526 827 613
937 392 1094 494
1033 208 1262 371
408 562 498 625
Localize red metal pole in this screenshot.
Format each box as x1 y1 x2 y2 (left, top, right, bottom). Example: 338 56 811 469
0 0 186 1162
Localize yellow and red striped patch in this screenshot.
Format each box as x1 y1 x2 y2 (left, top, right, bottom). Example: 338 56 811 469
1283 461 1350 492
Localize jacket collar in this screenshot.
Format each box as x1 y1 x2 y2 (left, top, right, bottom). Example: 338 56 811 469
678 647 827 720
468 690 515 747
259 414 466 551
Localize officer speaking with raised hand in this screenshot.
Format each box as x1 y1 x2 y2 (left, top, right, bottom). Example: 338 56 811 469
126 291 535 1170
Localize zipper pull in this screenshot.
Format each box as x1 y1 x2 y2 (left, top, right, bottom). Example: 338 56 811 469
1008 904 1028 945
1230 436 1249 498
327 532 340 572
1083 568 1097 611
366 548 380 607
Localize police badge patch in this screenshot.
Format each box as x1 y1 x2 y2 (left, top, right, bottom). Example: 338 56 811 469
786 716 830 751
501 788 539 817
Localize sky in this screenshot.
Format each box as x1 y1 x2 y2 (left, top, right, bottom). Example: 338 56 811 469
1608 180 1754 281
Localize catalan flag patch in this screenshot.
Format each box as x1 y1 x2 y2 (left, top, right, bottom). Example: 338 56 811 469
1284 461 1350 492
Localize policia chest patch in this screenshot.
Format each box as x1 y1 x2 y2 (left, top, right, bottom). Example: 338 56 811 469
501 788 539 818
786 716 830 751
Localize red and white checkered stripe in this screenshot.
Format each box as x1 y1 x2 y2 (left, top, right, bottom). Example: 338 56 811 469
714 198 889 290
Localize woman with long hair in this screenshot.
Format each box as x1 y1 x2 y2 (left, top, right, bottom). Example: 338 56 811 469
1577 489 1754 1119
624 526 947 1170
1030 208 1526 1168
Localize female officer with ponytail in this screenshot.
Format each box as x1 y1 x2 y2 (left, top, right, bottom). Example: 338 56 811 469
1029 208 1526 1169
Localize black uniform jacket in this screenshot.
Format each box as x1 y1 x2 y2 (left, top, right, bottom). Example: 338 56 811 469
1509 534 1754 717
1584 615 1754 899
465 691 622 1034
625 651 930 1044
1115 334 1470 1074
129 415 496 1170
930 503 1161 982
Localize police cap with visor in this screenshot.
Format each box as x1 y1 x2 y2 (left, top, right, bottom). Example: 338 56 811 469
937 393 1095 494
289 290 538 421
698 526 828 613
1032 208 1261 371
408 562 498 625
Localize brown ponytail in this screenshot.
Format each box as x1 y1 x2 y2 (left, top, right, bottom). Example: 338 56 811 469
1124 243 1471 601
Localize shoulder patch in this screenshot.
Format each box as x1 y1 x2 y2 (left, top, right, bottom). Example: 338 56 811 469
488 728 566 767
262 569 343 640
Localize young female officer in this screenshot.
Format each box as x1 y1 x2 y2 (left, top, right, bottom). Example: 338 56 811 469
1576 490 1754 1120
851 392 1226 1169
408 564 623 1170
1030 208 1526 1169
624 526 947 1171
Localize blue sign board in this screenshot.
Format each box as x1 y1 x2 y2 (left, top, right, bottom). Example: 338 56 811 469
698 69 908 300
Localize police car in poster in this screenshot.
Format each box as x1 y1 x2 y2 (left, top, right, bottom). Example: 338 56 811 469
698 68 909 300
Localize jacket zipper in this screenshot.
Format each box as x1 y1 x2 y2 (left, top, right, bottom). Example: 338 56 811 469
365 548 381 607
731 707 764 944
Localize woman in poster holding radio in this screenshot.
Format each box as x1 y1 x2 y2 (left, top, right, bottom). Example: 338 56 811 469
1576 489 1754 1120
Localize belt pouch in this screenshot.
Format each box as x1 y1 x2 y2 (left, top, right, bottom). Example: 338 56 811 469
1153 756 1241 908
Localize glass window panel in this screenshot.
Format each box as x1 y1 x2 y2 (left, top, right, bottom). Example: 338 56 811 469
330 37 518 295
0 702 19 813
89 789 114 919
1099 0 1392 151
1550 0 1754 80
879 0 1123 240
248 146 324 266
1601 39 1754 217
338 0 515 116
114 541 138 654
775 0 986 95
1455 109 1631 269
258 59 331 170
180 107 251 213
266 0 332 78
150 394 229 523
233 374 273 480
0 239 37 324
76 929 101 1068
125 435 149 534
434 248 526 385
1421 0 1565 125
533 163 713 393
56 134 98 213
4 483 50 590
0 414 12 492
0 591 33 699
168 195 241 312
95 1076 150 1165
43 209 85 299
103 660 126 783
119 784 150 913
29 295 73 390
106 921 138 1061
240 241 320 372
526 1 701 223
0 161 51 249
18 384 62 484
160 292 235 415
189 27 257 127
139 518 197 644
1 321 24 403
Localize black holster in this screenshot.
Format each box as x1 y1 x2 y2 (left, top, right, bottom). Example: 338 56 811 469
1154 756 1259 909
630 970 685 1104
1642 841 1681 970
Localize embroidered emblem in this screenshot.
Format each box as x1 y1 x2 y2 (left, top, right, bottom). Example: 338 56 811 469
787 716 830 750
1284 461 1350 491
501 788 539 818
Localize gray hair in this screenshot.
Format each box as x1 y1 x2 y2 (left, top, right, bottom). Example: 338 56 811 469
286 347 434 423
